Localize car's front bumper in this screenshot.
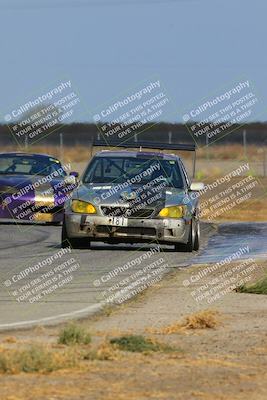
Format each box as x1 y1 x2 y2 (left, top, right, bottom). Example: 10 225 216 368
65 213 191 244
0 210 63 224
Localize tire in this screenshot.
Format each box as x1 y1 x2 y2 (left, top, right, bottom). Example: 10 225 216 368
61 219 91 249
193 220 200 251
174 218 196 252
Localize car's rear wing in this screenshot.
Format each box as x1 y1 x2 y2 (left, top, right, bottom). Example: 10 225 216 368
92 139 197 178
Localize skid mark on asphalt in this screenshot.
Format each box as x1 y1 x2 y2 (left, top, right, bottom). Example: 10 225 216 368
193 222 267 264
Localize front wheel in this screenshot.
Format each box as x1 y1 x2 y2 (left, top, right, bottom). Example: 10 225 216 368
174 218 199 252
193 220 200 251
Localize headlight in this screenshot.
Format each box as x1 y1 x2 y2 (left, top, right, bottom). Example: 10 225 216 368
71 200 96 214
158 205 185 218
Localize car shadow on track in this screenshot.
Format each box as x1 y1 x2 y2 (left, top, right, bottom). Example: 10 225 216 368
48 242 191 253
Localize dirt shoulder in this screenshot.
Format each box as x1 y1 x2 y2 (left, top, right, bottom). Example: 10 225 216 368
0 261 267 400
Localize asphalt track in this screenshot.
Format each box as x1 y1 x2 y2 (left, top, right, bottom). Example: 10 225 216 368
0 221 266 331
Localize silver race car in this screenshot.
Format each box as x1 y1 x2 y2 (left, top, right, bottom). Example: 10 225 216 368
62 142 204 251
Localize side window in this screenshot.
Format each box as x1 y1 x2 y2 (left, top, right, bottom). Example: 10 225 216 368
92 159 103 180
180 162 191 188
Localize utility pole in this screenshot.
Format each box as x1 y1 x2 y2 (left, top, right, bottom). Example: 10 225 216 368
243 129 247 159
24 134 28 151
205 134 209 160
168 131 172 144
264 150 266 177
60 132 64 162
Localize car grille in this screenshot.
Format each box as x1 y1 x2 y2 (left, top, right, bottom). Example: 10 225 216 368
101 206 154 218
116 227 156 235
96 225 156 236
20 203 62 214
35 205 63 213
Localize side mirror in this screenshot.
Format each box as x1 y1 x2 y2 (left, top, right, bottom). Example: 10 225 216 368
64 175 77 186
190 182 205 191
69 171 79 178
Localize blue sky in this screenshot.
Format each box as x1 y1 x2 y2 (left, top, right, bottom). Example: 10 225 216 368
0 0 266 122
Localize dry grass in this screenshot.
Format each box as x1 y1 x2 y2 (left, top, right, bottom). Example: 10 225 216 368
1 144 92 163
83 341 120 361
109 335 176 354
0 331 180 375
2 336 17 344
58 323 91 346
0 339 119 374
197 144 267 161
181 310 220 329
238 274 267 295
148 310 221 335
200 174 267 221
0 345 77 374
201 198 267 222
3 143 267 163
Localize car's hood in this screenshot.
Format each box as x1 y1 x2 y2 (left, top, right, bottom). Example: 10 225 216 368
75 183 187 208
0 174 63 196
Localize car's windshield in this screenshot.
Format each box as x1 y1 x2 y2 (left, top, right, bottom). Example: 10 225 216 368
83 156 184 188
0 155 66 177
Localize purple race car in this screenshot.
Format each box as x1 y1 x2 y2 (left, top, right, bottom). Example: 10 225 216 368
0 152 78 224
